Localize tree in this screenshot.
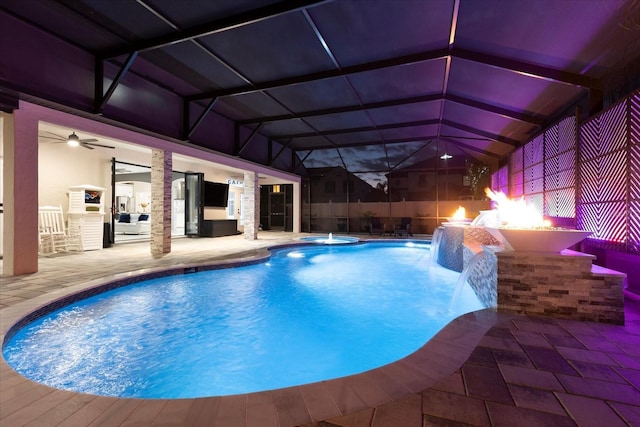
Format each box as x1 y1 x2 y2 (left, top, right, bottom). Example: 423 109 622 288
466 162 490 199
375 181 388 194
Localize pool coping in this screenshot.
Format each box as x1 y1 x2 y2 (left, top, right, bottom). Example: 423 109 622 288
1 242 498 426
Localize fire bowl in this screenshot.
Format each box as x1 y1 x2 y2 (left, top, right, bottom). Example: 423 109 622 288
484 227 592 253
442 219 472 226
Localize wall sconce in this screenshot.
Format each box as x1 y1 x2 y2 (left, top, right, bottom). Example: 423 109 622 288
440 153 452 160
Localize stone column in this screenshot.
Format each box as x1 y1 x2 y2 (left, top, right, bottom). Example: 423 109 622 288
243 171 259 240
150 149 172 256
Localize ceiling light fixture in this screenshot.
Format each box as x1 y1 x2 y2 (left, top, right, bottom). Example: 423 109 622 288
66 132 80 147
440 153 452 160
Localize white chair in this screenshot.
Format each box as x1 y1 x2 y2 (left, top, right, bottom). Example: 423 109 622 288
38 205 83 253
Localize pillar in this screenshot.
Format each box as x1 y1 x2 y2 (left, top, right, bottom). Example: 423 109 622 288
3 109 39 275
150 149 171 256
243 171 259 240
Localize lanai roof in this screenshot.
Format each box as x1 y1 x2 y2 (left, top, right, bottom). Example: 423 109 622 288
1 0 639 182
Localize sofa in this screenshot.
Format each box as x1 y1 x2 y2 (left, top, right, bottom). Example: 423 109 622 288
115 213 150 235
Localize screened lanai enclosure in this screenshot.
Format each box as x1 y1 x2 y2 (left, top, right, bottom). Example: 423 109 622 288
1 2 639 240
299 146 491 234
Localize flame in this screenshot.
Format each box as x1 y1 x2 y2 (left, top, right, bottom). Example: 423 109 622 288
451 206 466 220
484 188 552 228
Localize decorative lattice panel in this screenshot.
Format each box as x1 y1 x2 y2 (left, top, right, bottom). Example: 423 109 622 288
542 115 577 219
524 135 544 167
579 151 627 203
558 150 576 171
632 141 640 202
546 169 576 191
545 124 559 159
580 117 600 163
529 177 545 194
545 188 576 218
524 193 544 214
524 163 544 188
545 153 560 177
491 170 503 192
547 151 576 176
499 166 508 191
601 101 628 154
502 91 637 253
558 115 577 153
629 92 640 254
510 173 523 197
492 166 509 193
510 147 523 172
577 96 631 247
578 201 627 243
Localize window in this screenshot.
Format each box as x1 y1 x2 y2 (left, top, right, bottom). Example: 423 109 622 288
342 180 354 193
324 181 335 194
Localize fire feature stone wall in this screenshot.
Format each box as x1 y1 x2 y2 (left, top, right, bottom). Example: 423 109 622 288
496 251 625 325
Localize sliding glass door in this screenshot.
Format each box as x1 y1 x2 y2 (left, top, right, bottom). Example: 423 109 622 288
184 172 203 236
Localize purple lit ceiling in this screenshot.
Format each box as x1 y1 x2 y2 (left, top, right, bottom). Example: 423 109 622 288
1 0 639 177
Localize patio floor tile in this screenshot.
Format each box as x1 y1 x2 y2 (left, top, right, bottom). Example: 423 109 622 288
556 393 627 427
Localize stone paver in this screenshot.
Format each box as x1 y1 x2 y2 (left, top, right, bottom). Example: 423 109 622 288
2 233 639 426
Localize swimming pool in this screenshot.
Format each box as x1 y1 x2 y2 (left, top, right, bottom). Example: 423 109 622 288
3 241 484 399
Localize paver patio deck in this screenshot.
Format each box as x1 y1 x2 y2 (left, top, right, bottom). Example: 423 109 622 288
2 233 639 426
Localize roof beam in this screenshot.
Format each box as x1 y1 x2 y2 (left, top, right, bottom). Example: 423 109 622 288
187 47 594 130
451 47 600 89
439 137 502 158
280 119 521 148
307 136 439 150
440 119 520 146
235 123 264 155
294 135 499 158
95 51 138 113
100 0 330 59
187 48 450 101
187 46 598 104
444 94 545 126
0 89 19 113
389 140 436 172
185 97 218 139
238 92 543 128
238 93 443 125
271 139 293 165
273 119 440 140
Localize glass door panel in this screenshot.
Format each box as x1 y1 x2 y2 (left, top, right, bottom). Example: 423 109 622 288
270 193 285 229
185 172 203 236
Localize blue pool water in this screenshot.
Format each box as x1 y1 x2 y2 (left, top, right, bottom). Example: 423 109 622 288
3 242 484 399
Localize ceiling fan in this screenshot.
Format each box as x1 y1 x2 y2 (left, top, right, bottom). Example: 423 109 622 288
39 131 115 150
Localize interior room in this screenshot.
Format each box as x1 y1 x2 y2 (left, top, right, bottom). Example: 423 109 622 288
36 121 295 247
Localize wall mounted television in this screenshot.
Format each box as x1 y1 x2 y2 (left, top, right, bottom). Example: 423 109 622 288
204 181 229 207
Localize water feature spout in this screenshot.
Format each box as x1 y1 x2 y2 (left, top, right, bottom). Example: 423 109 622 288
300 235 358 244
449 250 489 311
430 227 443 265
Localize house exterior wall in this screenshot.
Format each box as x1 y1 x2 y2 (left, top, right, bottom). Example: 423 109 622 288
2 101 301 276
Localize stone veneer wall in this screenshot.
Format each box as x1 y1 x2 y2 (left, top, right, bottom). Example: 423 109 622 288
242 171 259 240
150 149 172 256
496 251 625 325
436 225 625 324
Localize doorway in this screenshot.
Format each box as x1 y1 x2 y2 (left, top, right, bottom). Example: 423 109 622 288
260 184 293 231
270 192 285 230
